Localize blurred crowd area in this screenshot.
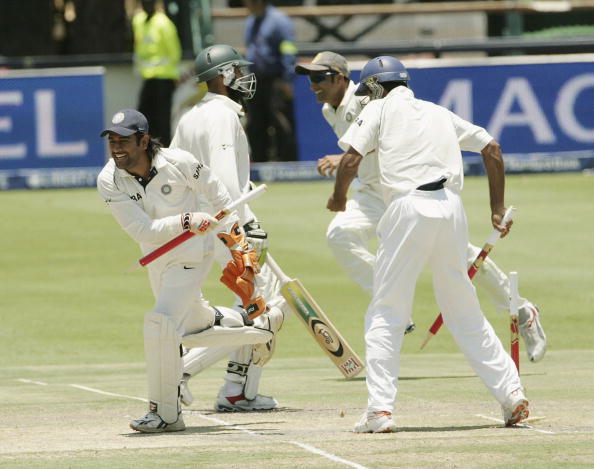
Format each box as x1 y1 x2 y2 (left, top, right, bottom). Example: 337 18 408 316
1 0 593 58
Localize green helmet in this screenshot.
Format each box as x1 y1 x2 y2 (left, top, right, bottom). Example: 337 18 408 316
194 44 252 83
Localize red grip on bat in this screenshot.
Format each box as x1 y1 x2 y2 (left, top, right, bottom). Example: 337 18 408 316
428 314 443 334
139 231 195 266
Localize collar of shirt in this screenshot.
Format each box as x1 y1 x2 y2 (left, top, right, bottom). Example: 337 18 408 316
202 92 245 117
387 85 414 101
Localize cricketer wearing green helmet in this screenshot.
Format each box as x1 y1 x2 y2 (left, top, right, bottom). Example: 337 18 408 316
194 44 257 100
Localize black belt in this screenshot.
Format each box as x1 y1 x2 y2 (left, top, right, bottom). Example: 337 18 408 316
417 178 447 191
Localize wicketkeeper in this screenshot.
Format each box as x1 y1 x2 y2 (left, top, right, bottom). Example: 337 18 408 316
97 109 283 433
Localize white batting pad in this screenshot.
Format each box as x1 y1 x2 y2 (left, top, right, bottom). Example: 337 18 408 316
182 325 272 349
183 345 237 376
144 312 182 423
244 363 263 400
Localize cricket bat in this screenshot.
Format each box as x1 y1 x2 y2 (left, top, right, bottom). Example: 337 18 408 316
265 254 364 379
128 184 267 271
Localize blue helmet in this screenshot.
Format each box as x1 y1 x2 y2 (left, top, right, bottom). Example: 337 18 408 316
355 56 409 99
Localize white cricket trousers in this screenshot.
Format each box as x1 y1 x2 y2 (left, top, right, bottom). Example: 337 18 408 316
365 188 522 414
326 188 521 313
326 189 384 296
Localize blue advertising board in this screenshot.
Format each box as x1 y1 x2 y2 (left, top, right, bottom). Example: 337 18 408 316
0 67 104 189
292 55 594 178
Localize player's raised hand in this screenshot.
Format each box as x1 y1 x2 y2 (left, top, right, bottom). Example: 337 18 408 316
181 212 219 234
317 153 343 177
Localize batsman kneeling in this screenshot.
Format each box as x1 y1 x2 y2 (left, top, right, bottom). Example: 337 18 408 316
98 109 282 433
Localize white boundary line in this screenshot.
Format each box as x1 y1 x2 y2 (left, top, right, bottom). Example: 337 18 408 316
69 383 369 469
17 378 47 386
475 414 556 434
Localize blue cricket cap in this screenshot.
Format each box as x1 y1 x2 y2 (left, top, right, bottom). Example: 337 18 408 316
100 109 149 137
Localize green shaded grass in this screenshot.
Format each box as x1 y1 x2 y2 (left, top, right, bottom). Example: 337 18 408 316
1 173 593 368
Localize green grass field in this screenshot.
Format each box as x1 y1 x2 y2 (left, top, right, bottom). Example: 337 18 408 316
1 173 593 468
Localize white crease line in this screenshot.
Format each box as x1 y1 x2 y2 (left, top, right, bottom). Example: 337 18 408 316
475 414 556 434
71 384 369 469
290 441 369 469
17 378 48 386
69 384 148 402
198 414 368 469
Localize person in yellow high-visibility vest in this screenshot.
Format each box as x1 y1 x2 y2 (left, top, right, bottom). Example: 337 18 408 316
133 0 181 146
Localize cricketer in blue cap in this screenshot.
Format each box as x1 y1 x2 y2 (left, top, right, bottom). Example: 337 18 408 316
100 109 149 137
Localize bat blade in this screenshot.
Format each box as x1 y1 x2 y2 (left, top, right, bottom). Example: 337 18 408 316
280 278 364 379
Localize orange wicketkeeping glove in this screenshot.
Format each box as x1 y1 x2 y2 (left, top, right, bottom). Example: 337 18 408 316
217 223 267 319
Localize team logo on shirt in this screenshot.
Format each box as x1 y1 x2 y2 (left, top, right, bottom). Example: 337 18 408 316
161 184 172 195
222 143 233 150
345 112 353 122
355 116 363 126
130 192 142 201
193 162 203 180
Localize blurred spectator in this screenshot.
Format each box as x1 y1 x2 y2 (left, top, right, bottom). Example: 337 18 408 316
0 0 54 56
69 0 130 54
244 0 298 162
133 0 181 145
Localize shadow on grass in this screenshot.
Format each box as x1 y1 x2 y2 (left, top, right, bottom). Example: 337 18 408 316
396 424 498 432
124 421 285 437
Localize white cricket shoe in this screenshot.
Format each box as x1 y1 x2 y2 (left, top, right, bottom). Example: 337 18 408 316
215 392 278 412
130 412 186 433
252 306 284 366
501 388 529 427
353 411 397 433
180 373 193 406
519 303 547 362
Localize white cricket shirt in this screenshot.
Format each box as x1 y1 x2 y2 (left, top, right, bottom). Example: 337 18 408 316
322 80 381 194
340 86 492 200
97 147 235 264
170 92 255 224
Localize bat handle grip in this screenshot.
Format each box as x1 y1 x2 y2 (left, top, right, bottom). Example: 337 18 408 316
500 205 515 226
485 205 515 245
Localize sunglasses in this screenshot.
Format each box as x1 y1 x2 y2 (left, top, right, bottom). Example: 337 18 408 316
308 71 337 84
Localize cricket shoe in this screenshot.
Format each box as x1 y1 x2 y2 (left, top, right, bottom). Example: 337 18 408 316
215 392 278 412
354 411 397 433
404 320 416 335
252 306 284 366
180 373 193 406
130 411 186 433
519 303 547 362
502 388 529 427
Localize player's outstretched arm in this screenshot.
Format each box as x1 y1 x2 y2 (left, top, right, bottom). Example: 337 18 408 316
481 140 511 237
327 146 362 212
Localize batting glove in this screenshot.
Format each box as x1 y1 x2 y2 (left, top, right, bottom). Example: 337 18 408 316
181 212 219 234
